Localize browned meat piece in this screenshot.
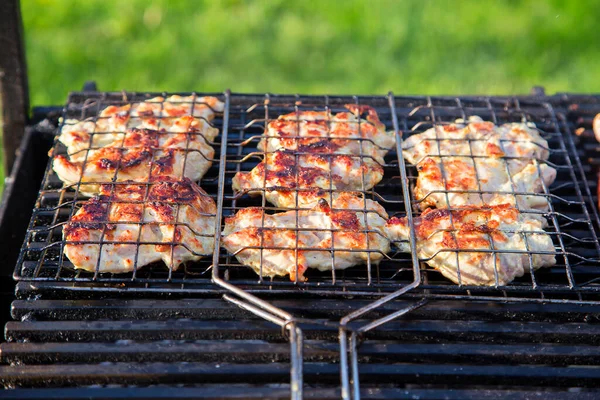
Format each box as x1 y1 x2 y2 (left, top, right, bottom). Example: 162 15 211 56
53 95 223 196
222 193 390 281
385 204 556 286
403 116 557 211
259 104 395 165
232 150 383 208
63 177 216 273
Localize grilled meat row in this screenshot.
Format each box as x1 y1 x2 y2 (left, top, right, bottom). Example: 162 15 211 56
56 96 223 273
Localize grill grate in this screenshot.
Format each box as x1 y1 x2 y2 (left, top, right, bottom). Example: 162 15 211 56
4 295 600 399
5 92 600 399
213 93 415 294
13 92 600 302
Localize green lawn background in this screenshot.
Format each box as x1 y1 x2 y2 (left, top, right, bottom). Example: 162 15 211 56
2 0 599 190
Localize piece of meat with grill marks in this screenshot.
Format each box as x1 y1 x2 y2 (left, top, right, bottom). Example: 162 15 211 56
385 204 556 286
53 123 215 197
258 105 395 165
403 116 556 211
57 96 223 158
413 156 556 211
402 116 551 166
54 96 223 196
63 177 216 274
222 193 390 281
232 150 384 208
99 95 223 131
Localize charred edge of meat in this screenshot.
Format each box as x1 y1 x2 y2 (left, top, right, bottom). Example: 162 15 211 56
344 104 385 130
152 150 175 173
330 210 361 231
122 149 153 169
315 198 331 213
97 177 211 204
63 198 109 235
99 156 120 170
149 178 200 203
124 128 159 146
296 139 342 153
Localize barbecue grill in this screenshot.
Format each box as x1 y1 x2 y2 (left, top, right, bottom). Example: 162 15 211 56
3 2 600 399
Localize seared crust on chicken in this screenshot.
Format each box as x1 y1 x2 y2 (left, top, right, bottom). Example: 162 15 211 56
403 117 556 210
232 150 384 208
93 95 223 133
222 193 390 281
402 116 551 165
54 123 215 197
414 156 556 210
234 105 392 209
385 204 556 286
258 104 395 165
63 177 216 274
53 96 223 197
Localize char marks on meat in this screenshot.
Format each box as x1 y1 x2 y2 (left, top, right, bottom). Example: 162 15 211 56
63 177 216 274
53 95 224 197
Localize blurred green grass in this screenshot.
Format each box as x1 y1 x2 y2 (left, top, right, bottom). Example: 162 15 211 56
2 0 599 191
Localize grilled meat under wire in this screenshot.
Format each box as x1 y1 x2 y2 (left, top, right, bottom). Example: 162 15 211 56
222 193 390 281
385 204 556 286
402 116 557 210
53 95 223 197
258 104 396 165
63 177 216 274
232 105 395 209
232 150 384 209
413 156 556 210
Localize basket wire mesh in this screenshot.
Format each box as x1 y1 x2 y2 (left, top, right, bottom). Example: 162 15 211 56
11 90 600 400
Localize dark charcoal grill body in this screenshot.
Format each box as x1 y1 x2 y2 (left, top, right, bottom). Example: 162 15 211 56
1 90 600 400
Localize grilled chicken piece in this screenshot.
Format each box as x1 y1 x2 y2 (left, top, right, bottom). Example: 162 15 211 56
54 122 216 197
402 116 551 165
58 95 223 159
403 117 556 210
414 156 556 210
63 177 216 274
53 96 223 197
385 204 556 286
222 193 390 281
258 105 395 165
234 106 392 208
232 150 384 208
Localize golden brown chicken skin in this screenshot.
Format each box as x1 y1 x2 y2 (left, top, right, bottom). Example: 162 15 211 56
222 193 390 281
385 204 556 286
53 96 223 197
402 116 556 211
259 104 395 165
233 150 384 208
63 177 216 274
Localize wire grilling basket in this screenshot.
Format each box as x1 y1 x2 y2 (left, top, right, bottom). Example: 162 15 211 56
15 91 600 302
15 92 225 287
9 91 600 400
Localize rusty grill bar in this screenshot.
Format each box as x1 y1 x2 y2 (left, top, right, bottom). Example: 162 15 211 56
11 92 600 303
